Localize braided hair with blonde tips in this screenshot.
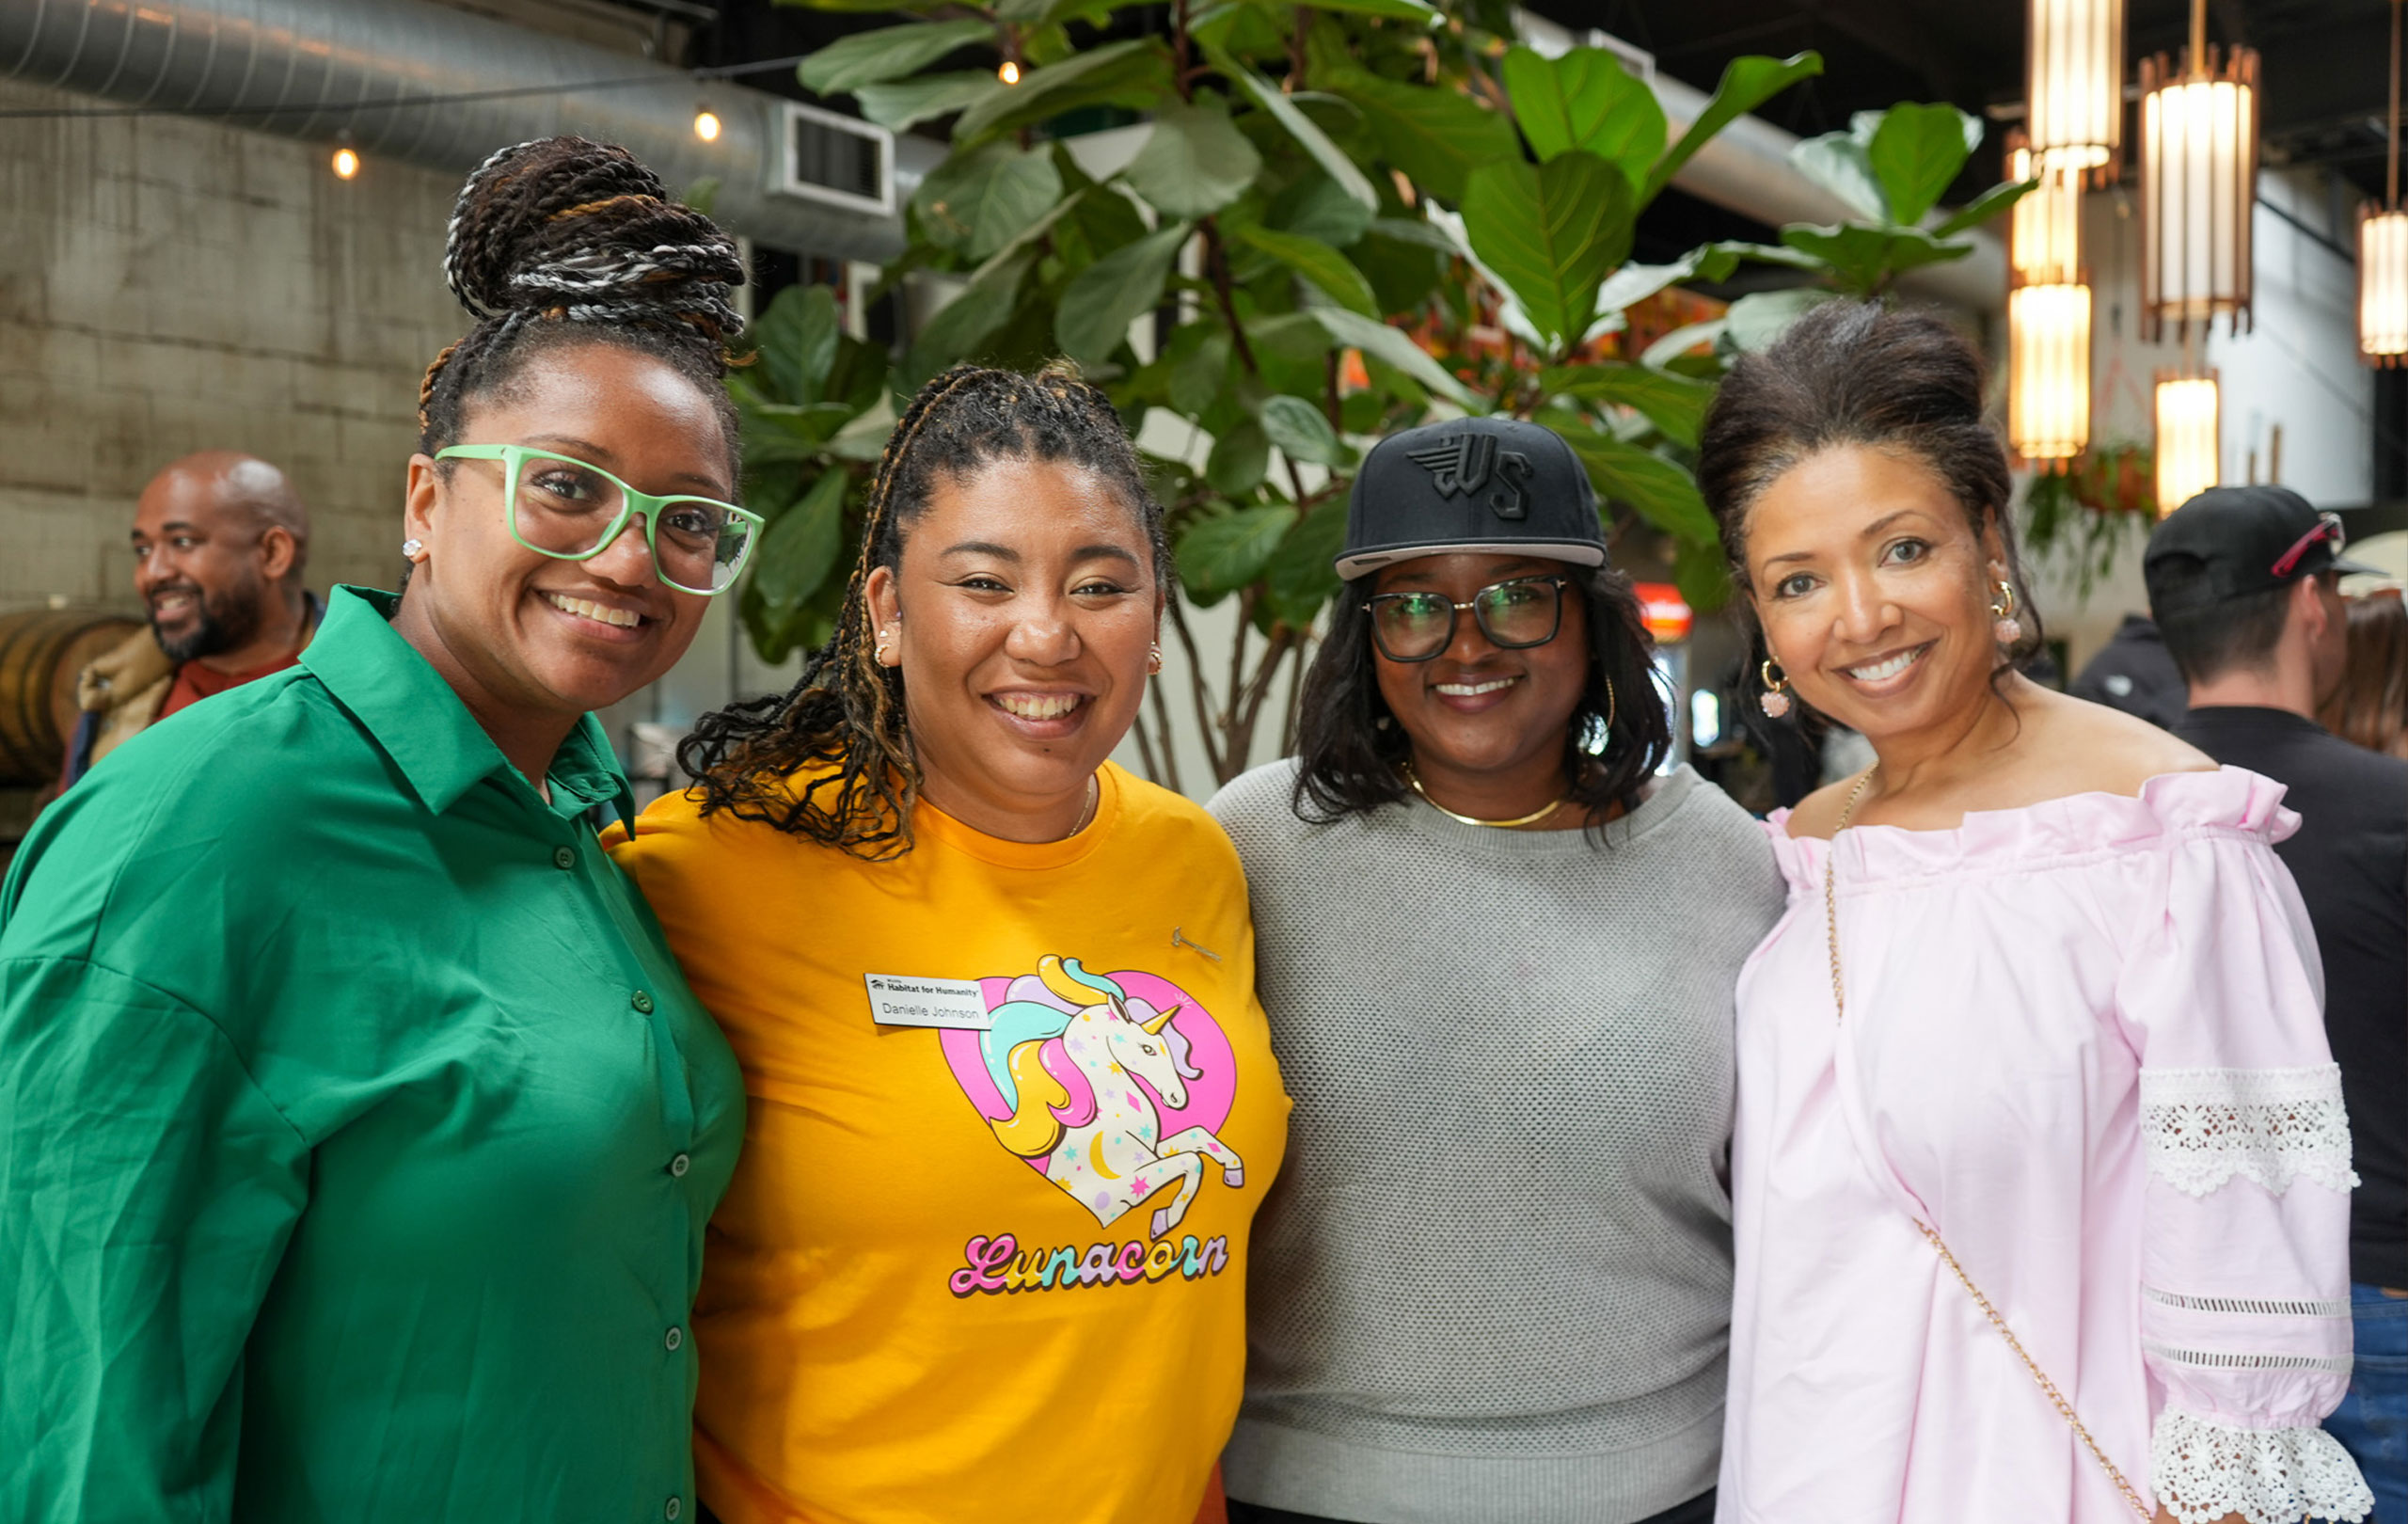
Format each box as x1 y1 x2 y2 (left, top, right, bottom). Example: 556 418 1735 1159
678 362 1171 860
416 135 745 468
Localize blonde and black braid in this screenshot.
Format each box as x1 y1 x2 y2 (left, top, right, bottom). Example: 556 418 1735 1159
417 136 745 464
679 362 1171 859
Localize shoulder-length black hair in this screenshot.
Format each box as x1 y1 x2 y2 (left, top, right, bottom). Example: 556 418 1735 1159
1291 563 1672 840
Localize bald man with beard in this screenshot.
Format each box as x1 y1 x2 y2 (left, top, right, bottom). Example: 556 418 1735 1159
61 452 323 789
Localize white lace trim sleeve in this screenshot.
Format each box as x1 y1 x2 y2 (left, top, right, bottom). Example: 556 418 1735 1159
2137 1064 2359 1198
2150 1406 2373 1524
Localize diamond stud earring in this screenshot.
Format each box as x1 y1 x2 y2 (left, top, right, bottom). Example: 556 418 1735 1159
402 538 424 560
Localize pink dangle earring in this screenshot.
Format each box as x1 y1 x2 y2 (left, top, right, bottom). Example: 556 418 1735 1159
1990 579 2024 646
1758 658 1793 719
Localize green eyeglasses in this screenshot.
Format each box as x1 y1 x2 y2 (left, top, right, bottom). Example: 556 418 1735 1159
436 444 764 595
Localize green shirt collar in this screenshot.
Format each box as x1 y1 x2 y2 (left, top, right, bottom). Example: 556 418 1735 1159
302 586 635 831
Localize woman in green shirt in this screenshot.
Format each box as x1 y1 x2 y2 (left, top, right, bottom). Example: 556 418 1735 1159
0 137 753 1522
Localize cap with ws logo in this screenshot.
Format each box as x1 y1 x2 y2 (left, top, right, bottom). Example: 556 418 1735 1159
1335 416 1608 581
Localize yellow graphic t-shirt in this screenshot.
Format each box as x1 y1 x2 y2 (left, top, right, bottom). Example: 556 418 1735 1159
611 762 1288 1524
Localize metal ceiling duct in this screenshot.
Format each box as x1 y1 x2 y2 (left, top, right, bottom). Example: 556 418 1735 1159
0 0 939 262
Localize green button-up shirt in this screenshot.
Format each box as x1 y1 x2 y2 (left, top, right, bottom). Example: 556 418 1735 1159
0 587 743 1523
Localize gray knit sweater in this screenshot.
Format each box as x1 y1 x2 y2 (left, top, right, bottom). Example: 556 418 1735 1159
1206 761 1786 1524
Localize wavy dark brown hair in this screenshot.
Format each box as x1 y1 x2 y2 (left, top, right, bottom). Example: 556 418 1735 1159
677 363 1168 859
1697 300 2040 711
1291 564 1672 839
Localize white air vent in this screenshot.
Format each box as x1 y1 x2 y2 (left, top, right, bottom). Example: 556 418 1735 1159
768 101 894 217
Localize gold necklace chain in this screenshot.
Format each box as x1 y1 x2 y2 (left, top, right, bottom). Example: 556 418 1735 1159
1401 760 1567 828
1821 766 2153 1522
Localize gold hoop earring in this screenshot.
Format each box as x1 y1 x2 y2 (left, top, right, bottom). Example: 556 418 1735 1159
1759 658 1793 719
1990 579 2023 645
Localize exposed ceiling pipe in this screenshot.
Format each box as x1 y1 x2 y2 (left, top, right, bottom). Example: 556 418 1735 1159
0 0 939 262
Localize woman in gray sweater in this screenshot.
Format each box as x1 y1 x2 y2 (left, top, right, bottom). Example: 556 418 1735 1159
1208 417 1784 1524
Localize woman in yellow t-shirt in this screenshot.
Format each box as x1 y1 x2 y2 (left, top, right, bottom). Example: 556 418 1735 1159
612 363 1287 1524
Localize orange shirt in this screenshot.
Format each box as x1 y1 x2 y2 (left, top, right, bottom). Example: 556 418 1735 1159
611 763 1288 1524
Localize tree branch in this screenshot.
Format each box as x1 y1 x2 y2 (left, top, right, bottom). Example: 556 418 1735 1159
1164 595 1226 781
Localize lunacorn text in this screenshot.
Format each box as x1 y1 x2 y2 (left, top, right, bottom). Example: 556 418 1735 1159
947 1230 1230 1296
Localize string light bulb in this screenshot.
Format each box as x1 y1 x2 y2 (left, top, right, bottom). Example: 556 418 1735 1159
693 105 721 142
331 143 359 181
998 59 1021 85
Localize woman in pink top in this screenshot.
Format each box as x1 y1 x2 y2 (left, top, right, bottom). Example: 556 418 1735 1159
1699 303 2371 1524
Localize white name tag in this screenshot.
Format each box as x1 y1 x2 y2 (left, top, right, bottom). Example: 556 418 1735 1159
863 974 993 1030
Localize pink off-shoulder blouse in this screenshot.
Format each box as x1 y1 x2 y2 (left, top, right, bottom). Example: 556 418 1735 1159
1718 768 2373 1524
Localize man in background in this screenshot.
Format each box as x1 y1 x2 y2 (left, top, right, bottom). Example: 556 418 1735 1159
2145 484 2408 1521
62 452 321 788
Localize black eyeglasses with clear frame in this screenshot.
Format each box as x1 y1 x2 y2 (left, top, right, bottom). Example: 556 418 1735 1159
1363 575 1572 662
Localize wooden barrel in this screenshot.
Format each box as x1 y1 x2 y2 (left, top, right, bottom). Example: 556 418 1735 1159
0 608 145 786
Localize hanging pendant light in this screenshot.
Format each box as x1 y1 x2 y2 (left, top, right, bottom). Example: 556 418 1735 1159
2027 0 2124 182
2138 0 2260 341
2010 285 2093 466
2008 135 2085 285
2362 0 2408 365
2155 371 2221 514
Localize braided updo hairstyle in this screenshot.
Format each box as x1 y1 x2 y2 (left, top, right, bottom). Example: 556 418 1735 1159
417 135 745 470
679 362 1169 860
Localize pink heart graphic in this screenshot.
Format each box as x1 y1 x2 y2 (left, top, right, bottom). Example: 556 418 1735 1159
939 966 1239 1231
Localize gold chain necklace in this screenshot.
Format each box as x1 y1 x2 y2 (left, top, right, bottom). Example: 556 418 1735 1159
1821 766 2153 1522
1400 760 1567 829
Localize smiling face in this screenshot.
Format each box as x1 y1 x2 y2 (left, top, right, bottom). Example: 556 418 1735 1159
129 459 298 663
1743 443 2004 742
1369 552 1591 784
398 341 727 723
864 454 1161 840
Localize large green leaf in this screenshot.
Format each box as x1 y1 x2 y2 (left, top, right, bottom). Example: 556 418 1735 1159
1788 131 1889 221
1460 151 1632 351
1169 330 1233 417
952 38 1162 140
1867 103 1982 226
1778 221 1970 295
1292 0 1439 19
908 246 1038 380
1307 307 1481 411
1721 287 1830 351
1261 499 1350 627
1931 175 2036 238
1538 362 1716 449
1643 51 1822 206
1204 420 1270 499
912 140 1064 259
1501 44 1666 181
857 71 1002 134
750 468 849 620
1233 224 1378 317
1123 93 1262 219
1271 172 1374 247
1328 67 1519 205
1259 394 1348 467
1210 47 1379 213
1054 219 1192 370
752 283 842 404
1178 502 1300 595
799 19 992 96
1549 426 1717 544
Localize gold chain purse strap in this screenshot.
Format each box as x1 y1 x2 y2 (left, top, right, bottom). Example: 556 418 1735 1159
1824 769 2155 1522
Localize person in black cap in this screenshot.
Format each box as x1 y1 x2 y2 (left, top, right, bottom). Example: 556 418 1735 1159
1204 415 1784 1524
2147 484 2408 1520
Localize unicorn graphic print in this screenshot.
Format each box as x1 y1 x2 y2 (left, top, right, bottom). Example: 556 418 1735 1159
940 955 1244 1236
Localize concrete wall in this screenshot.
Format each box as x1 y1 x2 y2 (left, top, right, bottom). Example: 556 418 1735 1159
0 76 462 612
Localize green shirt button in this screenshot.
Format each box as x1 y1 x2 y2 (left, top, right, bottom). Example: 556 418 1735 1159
664 1326 682 1351
631 991 655 1014
669 1153 690 1178
666 1499 682 1520
551 846 576 870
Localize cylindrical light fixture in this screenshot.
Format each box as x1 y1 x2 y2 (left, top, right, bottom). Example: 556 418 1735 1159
2138 0 2259 341
2154 371 2221 514
2361 0 2407 366
2008 135 2085 285
2010 284 2093 466
2027 0 2124 181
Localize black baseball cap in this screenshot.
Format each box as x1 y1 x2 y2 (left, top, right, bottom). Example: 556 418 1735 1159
2143 485 2377 615
1336 416 1607 580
